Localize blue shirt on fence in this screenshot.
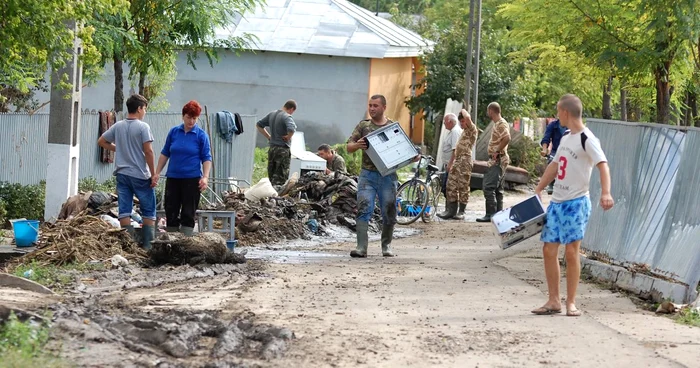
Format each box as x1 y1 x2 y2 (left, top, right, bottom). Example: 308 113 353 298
161 124 212 179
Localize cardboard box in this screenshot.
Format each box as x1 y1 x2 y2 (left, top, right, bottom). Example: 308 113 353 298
365 123 418 177
491 195 546 250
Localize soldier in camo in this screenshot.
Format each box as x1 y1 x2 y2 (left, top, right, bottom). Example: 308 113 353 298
439 109 478 220
476 102 511 222
256 100 298 187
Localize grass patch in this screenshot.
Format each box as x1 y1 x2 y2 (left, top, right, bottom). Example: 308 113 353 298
12 261 105 289
676 308 700 327
0 313 67 368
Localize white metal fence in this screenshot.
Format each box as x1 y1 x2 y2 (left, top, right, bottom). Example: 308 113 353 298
0 111 256 187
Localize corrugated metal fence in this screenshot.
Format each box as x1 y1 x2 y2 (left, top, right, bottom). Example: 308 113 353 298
585 119 700 301
0 111 256 187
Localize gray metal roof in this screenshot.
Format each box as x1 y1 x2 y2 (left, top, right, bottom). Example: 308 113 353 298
214 0 433 58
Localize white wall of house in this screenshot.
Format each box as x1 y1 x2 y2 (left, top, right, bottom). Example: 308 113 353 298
35 50 371 149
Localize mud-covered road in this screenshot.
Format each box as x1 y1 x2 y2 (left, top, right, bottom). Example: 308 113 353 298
5 194 700 367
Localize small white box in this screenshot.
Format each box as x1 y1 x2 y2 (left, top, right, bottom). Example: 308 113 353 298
491 195 547 250
364 123 418 177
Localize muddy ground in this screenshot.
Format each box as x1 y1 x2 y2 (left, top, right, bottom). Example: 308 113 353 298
3 193 700 367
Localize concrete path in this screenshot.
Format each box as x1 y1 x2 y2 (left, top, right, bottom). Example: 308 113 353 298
231 195 700 367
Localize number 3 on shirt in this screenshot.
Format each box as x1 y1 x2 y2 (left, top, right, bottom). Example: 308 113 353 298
557 156 568 180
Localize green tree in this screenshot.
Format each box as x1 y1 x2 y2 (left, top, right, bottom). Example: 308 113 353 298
95 0 261 111
0 0 127 108
500 0 700 124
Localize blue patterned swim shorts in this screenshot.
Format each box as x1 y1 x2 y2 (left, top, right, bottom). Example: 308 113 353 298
540 196 591 245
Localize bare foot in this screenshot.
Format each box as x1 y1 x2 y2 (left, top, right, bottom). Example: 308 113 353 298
566 303 582 317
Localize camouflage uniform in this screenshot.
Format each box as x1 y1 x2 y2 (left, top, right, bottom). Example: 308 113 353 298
483 118 511 215
446 121 478 204
268 145 291 186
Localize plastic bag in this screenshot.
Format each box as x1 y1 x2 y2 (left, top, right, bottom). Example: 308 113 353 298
244 178 278 202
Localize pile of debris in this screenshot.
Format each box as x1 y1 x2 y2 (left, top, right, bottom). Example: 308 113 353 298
5 215 147 271
217 172 381 246
151 232 246 266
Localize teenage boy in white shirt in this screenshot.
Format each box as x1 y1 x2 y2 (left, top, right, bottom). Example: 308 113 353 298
532 94 615 317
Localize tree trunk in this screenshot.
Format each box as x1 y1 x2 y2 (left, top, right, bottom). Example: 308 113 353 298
654 63 672 124
138 70 146 97
681 91 691 126
602 76 613 119
620 88 627 121
113 55 124 112
432 116 443 158
691 91 699 127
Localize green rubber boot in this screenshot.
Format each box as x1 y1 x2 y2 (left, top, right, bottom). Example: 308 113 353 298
350 221 369 258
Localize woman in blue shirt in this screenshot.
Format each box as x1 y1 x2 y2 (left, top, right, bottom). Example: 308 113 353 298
154 100 213 235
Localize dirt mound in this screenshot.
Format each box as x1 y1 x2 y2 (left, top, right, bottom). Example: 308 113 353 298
150 232 246 266
5 215 146 272
52 303 295 366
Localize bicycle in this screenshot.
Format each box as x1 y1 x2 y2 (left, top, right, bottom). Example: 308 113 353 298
395 155 445 225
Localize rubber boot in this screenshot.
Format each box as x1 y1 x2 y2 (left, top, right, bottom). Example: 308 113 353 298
180 226 194 237
381 225 395 257
496 193 504 213
350 221 369 258
476 201 496 223
122 224 135 239
437 201 458 219
166 226 179 233
141 224 155 251
453 203 467 220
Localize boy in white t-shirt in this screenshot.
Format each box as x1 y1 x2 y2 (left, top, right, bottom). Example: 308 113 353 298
532 94 615 317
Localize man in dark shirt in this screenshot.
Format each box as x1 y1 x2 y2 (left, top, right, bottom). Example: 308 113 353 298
256 100 298 186
540 119 569 194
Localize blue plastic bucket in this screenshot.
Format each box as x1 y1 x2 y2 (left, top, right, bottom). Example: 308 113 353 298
226 240 237 251
12 220 39 247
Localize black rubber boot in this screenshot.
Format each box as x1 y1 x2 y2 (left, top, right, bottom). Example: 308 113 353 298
453 203 467 220
437 201 458 219
350 221 369 258
141 224 155 251
381 225 395 257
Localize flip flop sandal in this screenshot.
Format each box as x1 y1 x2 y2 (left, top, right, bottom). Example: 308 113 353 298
531 307 562 315
566 309 582 317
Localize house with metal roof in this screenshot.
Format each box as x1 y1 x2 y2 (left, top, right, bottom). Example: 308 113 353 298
51 0 433 149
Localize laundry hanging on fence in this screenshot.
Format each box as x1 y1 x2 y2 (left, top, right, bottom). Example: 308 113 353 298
215 110 243 143
98 111 115 163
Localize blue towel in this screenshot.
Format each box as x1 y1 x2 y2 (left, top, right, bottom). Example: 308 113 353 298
216 111 238 143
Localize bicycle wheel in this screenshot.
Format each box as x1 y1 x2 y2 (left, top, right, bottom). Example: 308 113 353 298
422 175 443 223
395 179 429 225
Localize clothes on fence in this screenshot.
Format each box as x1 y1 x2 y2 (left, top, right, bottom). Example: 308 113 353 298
164 177 200 229
98 111 115 163
216 111 238 143
160 123 212 179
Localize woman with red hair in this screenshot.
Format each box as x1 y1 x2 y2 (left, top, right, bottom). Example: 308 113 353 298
154 100 212 235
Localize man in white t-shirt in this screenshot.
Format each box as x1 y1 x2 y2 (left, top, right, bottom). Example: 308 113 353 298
531 94 614 317
438 113 463 170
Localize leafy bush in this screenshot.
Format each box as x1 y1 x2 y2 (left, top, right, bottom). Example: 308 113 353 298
332 144 362 176
78 176 116 193
508 136 546 180
0 312 67 368
252 147 269 184
0 181 46 224
0 199 7 227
